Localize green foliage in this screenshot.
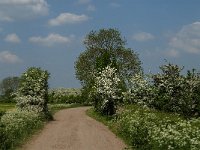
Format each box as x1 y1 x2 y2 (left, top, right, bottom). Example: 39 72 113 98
90 65 121 115
115 105 200 150
15 67 50 115
75 28 142 93
152 63 200 117
123 73 155 107
0 109 44 149
48 88 84 104
123 63 200 118
0 76 20 103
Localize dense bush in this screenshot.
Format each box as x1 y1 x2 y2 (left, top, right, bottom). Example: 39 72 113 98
123 73 154 107
15 67 50 116
0 110 43 149
90 65 121 115
115 105 200 150
48 88 83 104
123 63 200 118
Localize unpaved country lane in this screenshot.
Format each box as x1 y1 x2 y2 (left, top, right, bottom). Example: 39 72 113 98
22 107 126 150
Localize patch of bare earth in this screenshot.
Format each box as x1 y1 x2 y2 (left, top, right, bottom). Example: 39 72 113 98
22 107 126 150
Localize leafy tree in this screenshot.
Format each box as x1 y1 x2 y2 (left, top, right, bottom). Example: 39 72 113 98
90 65 121 115
15 67 50 117
75 28 142 94
0 76 20 102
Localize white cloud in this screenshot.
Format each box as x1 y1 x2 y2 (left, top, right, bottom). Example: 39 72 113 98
165 49 180 58
169 22 200 54
29 33 72 47
5 33 21 43
48 13 89 26
0 51 22 64
87 4 96 11
0 14 13 22
0 0 48 21
132 32 155 42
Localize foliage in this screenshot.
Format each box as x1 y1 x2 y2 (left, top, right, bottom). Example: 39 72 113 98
48 88 83 104
15 67 50 115
75 28 142 96
90 65 121 115
152 63 200 117
123 73 155 107
115 105 200 150
0 109 44 149
123 63 200 118
0 76 20 103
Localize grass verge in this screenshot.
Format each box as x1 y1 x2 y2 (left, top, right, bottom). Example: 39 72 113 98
0 103 16 111
87 105 200 150
0 103 85 150
86 108 130 149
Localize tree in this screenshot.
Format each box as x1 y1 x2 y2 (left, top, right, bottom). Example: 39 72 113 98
16 67 50 117
90 65 121 115
0 76 20 102
75 28 142 91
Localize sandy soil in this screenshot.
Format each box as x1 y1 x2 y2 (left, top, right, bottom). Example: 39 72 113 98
22 107 126 150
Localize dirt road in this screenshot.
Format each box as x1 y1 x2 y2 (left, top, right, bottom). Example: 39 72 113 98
22 107 126 150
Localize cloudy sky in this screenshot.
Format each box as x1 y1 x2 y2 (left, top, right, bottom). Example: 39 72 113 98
0 0 200 88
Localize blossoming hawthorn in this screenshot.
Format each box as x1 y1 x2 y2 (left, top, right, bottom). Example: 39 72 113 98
90 65 121 115
15 67 50 114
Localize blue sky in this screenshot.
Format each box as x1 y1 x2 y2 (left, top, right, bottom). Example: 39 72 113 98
0 0 200 88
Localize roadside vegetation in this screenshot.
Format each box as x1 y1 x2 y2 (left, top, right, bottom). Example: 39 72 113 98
77 28 200 149
1 28 200 150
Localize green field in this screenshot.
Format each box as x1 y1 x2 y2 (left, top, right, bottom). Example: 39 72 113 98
0 103 16 111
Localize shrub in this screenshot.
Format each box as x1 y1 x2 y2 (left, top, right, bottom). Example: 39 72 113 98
123 73 155 107
116 105 200 150
48 88 82 104
152 63 200 117
0 109 43 149
15 67 50 116
90 65 121 115
124 63 200 118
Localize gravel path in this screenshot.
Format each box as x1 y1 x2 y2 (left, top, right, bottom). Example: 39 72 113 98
22 107 126 150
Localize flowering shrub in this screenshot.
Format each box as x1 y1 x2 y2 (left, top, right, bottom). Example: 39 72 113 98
116 105 200 150
123 73 154 107
48 88 82 104
15 67 50 115
90 65 121 115
0 109 43 149
124 63 200 117
152 64 200 117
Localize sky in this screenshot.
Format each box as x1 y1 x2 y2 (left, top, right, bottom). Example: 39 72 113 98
0 0 200 88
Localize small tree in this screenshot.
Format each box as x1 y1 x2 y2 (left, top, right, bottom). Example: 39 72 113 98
0 76 20 102
90 65 121 115
75 28 142 100
15 67 50 115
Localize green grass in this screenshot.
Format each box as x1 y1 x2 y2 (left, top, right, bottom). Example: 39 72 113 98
49 103 85 114
86 108 130 149
0 103 16 111
86 105 200 150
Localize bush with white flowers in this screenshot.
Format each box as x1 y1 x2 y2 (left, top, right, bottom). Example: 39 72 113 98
116 105 200 150
0 109 43 149
123 73 155 107
15 67 50 114
90 65 121 115
48 88 81 104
